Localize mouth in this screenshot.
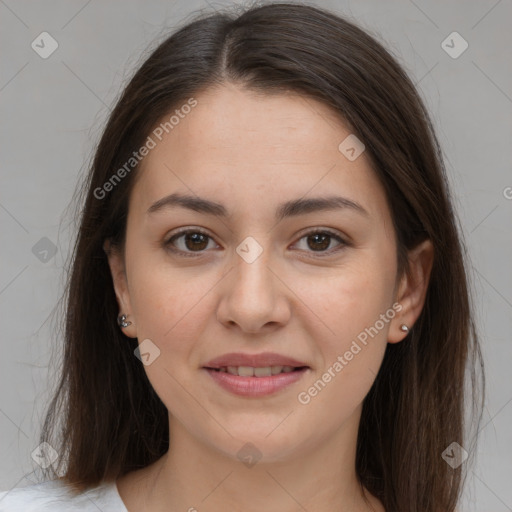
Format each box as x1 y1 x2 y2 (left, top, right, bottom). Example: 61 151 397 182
205 365 308 377
202 353 310 397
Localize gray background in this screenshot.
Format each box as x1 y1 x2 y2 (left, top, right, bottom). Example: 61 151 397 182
1 1 511 510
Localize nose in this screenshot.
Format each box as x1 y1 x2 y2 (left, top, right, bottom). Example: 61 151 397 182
216 251 291 334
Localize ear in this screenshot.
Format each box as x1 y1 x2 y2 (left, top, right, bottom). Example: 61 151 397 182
103 239 137 338
388 239 434 343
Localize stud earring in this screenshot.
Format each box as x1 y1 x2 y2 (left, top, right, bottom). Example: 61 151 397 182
117 314 132 328
400 324 409 333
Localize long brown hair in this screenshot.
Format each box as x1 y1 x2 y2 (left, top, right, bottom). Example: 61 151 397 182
39 3 484 510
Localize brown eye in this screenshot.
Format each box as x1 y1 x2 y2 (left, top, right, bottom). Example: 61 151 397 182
183 232 209 251
306 233 331 251
165 229 218 254
293 229 347 255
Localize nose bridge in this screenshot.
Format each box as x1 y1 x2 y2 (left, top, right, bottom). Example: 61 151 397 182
216 236 290 331
232 241 275 306
236 249 272 293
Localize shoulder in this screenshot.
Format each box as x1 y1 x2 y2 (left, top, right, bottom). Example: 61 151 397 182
0 478 127 511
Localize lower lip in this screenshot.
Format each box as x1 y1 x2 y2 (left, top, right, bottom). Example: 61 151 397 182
204 368 309 397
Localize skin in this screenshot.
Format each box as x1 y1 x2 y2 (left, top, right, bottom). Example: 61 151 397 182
106 82 433 512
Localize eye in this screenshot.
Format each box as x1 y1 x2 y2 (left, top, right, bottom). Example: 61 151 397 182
164 227 348 258
164 228 219 256
292 229 347 255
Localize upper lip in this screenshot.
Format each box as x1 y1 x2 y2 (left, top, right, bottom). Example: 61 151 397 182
203 352 309 369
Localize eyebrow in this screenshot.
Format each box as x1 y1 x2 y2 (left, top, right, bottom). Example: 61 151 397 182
146 192 369 221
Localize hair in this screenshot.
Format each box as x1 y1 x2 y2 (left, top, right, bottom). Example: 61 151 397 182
39 2 484 511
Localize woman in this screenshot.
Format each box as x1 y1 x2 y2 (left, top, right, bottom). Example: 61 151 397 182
0 2 484 511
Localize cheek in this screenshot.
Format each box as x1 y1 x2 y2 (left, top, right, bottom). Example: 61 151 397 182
128 260 217 342
294 291 390 433
126 260 220 419
295 255 396 347
125 247 224 381
293 257 395 407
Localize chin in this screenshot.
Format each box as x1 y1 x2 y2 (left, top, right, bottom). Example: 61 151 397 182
203 422 311 465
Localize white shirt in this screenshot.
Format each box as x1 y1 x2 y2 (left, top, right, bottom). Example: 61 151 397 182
0 478 128 511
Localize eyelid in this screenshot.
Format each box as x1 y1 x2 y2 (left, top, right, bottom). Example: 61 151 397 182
290 228 348 256
164 226 349 257
164 227 219 257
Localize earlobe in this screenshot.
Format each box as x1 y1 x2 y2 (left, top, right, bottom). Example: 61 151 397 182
103 239 137 338
388 239 434 344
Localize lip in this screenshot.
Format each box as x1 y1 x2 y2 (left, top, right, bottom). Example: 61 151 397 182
202 352 310 397
203 352 309 369
204 367 309 397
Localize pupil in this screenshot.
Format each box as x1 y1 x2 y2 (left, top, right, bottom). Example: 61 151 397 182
185 233 208 251
182 233 331 252
308 233 330 251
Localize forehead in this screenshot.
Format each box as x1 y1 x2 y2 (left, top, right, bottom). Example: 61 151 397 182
131 83 390 223
155 83 353 163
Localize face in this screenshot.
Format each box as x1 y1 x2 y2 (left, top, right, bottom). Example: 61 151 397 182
107 82 430 463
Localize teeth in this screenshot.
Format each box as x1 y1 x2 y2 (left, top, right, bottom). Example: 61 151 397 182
219 365 298 377
238 366 254 377
254 367 272 377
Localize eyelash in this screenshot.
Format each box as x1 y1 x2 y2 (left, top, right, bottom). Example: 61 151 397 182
163 227 349 258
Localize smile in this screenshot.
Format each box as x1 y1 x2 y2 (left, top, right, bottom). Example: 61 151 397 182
213 365 299 377
203 366 309 397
